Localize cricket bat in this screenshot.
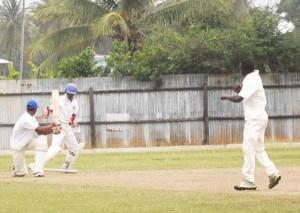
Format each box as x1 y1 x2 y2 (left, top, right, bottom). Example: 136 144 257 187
52 90 60 120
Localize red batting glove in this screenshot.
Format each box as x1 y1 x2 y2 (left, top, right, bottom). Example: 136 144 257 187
70 114 77 127
43 107 52 119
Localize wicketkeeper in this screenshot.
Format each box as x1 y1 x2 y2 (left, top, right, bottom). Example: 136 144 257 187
10 99 61 177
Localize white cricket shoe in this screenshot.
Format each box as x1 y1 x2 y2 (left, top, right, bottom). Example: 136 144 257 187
33 172 44 177
12 165 26 177
12 172 26 177
234 179 257 191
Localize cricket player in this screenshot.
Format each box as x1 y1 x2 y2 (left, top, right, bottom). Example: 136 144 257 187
10 99 61 177
220 60 281 191
43 83 84 170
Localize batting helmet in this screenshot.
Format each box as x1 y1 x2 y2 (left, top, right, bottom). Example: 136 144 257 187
65 83 78 95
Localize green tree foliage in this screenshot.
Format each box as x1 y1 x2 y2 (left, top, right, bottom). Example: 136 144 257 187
29 0 154 73
7 63 20 79
237 9 300 73
27 61 56 79
0 0 23 64
18 0 299 80
105 7 300 82
0 0 39 78
29 0 247 74
0 63 20 80
58 48 98 78
104 40 135 77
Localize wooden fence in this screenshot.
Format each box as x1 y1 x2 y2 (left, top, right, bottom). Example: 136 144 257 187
0 73 300 150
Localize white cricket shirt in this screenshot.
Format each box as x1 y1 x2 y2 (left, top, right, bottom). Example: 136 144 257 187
238 70 268 120
57 94 78 124
10 111 39 150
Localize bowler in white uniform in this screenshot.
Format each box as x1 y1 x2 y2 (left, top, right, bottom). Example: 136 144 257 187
220 60 281 191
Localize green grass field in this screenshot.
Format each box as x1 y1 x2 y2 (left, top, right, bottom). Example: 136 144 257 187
0 144 299 213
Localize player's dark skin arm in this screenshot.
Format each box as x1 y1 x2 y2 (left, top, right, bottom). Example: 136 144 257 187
27 108 57 135
35 123 56 135
220 84 243 102
220 95 243 103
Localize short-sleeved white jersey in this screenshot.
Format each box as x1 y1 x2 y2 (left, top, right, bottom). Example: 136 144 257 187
56 94 78 124
10 111 39 150
238 70 268 120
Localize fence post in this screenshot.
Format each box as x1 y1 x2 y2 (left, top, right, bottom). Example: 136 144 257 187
203 83 209 145
89 87 96 148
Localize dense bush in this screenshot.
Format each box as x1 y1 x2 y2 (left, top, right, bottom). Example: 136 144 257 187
104 8 300 82
0 63 20 80
58 48 99 78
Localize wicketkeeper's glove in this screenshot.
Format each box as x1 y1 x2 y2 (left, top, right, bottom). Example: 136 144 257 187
52 126 62 134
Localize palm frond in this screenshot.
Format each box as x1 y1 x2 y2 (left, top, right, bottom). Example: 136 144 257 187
146 0 228 24
37 52 60 73
92 12 131 37
0 0 23 59
117 0 153 15
29 25 94 62
37 36 95 72
33 0 108 27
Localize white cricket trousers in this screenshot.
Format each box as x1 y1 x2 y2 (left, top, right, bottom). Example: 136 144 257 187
242 118 279 182
44 123 80 164
12 135 48 175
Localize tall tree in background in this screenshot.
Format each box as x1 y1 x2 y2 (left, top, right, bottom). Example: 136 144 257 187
0 0 34 77
29 0 150 72
29 0 252 74
0 0 23 62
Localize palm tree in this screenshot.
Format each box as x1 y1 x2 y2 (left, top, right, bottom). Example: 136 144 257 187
0 0 23 63
0 0 34 76
29 0 141 71
29 0 253 73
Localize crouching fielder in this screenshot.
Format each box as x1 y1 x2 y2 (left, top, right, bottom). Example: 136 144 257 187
10 99 60 177
44 83 84 170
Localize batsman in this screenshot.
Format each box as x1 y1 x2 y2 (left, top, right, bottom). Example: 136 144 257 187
33 83 84 171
